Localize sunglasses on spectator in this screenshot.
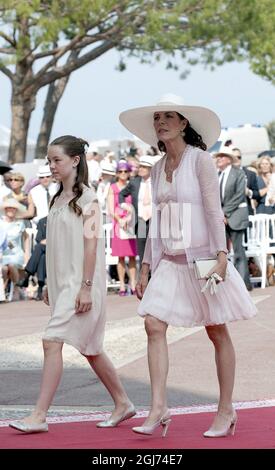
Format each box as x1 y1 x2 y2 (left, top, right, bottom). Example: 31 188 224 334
7 178 23 182
39 176 51 179
236 156 242 160
118 170 129 174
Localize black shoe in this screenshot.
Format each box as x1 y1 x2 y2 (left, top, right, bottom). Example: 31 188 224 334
35 293 43 301
246 284 253 291
35 285 44 301
17 274 30 288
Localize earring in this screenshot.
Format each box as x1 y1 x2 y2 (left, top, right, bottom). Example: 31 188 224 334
180 130 185 137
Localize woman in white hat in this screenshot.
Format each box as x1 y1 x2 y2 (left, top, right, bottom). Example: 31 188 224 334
119 94 257 438
1 198 29 300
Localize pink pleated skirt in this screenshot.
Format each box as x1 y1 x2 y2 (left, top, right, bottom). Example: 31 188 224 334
138 256 257 327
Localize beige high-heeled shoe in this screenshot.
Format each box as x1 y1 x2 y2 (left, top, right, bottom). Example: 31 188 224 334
96 403 136 428
203 410 237 438
132 411 171 438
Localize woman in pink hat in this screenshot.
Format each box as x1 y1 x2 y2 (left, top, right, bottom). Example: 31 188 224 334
119 94 257 438
107 160 137 295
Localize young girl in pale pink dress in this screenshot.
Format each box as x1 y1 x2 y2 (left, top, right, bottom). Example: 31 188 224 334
9 135 135 434
119 94 257 439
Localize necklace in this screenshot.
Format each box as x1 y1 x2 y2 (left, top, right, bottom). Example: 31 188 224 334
165 147 187 181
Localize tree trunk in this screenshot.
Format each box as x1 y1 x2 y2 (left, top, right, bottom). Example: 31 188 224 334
35 75 70 159
8 85 36 164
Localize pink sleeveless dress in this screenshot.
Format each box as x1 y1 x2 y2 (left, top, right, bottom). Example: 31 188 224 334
110 183 137 257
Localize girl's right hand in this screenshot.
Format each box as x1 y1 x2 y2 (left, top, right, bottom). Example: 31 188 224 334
136 270 149 300
43 287 49 305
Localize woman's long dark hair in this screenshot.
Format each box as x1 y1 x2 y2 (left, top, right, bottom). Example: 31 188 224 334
49 135 89 216
158 113 207 153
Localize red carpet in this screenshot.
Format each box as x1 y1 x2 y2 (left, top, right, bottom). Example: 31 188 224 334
1 404 275 449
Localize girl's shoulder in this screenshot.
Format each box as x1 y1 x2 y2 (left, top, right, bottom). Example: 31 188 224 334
79 185 98 208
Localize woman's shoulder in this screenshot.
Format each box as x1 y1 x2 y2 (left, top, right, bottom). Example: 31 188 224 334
151 156 164 178
191 146 215 170
190 145 211 160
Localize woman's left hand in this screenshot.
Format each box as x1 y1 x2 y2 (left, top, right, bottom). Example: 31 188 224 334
206 255 228 283
75 287 92 314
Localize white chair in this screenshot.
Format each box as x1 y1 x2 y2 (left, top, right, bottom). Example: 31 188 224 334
103 223 119 289
243 214 275 288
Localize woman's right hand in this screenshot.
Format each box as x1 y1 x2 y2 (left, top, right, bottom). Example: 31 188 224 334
136 266 149 300
43 287 49 305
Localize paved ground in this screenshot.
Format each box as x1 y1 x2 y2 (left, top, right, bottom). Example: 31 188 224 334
0 286 274 420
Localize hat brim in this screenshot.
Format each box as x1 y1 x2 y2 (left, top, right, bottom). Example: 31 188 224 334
119 104 221 150
37 173 52 178
139 162 153 168
214 152 234 160
101 170 116 175
1 201 27 216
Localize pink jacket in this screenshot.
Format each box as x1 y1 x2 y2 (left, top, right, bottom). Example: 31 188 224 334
142 145 227 272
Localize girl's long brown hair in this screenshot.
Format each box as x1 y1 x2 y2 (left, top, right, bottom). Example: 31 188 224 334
49 135 89 216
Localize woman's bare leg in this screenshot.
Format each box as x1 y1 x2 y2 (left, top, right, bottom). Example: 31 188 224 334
117 257 126 291
205 324 236 430
128 256 137 291
141 315 169 425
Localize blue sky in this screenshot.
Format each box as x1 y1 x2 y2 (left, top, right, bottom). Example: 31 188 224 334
0 49 275 143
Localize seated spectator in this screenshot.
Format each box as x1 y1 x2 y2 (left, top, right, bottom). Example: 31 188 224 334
3 172 28 207
17 216 47 300
0 199 29 300
0 172 12 205
266 173 275 208
0 220 8 301
256 156 274 214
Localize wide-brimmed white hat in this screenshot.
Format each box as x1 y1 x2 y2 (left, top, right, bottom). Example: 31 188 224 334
0 198 27 217
119 93 221 149
139 156 154 168
100 161 116 176
37 164 52 178
214 144 235 160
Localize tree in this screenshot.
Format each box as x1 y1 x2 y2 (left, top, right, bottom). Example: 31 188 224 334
0 0 223 162
0 1 274 163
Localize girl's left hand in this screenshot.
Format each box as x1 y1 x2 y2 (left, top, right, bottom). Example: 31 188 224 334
75 288 92 314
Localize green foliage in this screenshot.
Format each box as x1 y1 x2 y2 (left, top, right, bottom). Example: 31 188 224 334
0 0 274 84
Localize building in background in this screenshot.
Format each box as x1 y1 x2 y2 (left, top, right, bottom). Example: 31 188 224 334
209 124 271 165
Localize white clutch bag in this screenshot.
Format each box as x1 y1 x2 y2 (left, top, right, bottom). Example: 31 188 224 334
119 226 136 240
193 257 217 280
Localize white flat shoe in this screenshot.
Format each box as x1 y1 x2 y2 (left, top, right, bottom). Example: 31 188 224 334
9 421 48 434
96 403 136 428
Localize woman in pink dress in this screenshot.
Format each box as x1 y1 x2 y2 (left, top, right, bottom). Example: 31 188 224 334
107 160 137 295
119 94 257 438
